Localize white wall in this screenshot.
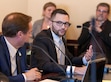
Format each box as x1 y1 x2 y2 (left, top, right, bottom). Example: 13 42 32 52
0 0 28 32
0 0 111 40
28 0 111 39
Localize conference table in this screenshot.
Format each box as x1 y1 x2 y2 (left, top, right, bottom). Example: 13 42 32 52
40 65 111 82
103 73 111 82
29 64 111 82
103 64 111 82
26 72 111 82
38 72 111 82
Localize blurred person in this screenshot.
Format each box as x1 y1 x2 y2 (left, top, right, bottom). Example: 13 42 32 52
0 12 41 82
32 2 56 38
31 9 93 76
78 2 111 64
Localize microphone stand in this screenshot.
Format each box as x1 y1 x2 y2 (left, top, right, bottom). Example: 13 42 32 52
38 37 75 82
89 17 105 82
31 44 66 75
89 31 104 56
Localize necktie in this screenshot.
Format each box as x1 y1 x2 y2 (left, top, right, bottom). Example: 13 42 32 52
16 51 21 74
58 38 65 65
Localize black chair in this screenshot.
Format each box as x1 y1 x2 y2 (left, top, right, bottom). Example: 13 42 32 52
67 40 79 57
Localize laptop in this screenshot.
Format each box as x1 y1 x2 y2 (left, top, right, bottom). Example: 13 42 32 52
76 57 106 82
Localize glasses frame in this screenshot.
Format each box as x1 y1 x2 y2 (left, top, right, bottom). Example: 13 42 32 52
96 9 108 14
52 20 71 27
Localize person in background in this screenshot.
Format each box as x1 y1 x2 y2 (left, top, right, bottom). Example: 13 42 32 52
32 2 56 38
31 9 93 76
78 2 111 64
0 12 41 82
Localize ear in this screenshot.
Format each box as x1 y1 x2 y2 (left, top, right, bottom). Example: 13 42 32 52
16 31 24 38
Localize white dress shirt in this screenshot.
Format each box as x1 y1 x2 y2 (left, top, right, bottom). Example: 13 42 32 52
51 31 88 76
4 37 27 81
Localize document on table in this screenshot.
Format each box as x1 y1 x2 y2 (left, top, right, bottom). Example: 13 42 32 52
102 80 111 82
40 79 59 82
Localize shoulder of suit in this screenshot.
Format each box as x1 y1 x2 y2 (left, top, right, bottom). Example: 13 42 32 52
82 21 90 28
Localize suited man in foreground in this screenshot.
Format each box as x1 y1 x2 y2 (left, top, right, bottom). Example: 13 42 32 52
31 9 93 75
0 12 41 82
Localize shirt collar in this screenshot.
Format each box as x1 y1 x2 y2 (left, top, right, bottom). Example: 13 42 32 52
4 37 17 58
51 30 62 44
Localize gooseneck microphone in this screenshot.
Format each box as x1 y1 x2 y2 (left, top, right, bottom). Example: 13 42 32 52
90 17 105 57
40 37 74 82
82 17 105 57
89 17 105 82
30 44 66 75
30 43 75 82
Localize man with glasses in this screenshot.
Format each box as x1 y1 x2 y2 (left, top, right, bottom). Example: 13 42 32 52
31 9 93 76
78 2 111 64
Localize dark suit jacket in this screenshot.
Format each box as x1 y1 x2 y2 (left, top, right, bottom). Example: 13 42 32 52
31 28 83 74
0 35 28 82
78 19 111 64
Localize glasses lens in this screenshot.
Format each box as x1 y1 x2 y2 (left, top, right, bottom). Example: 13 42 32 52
52 21 71 27
55 21 63 26
65 22 71 27
97 9 108 13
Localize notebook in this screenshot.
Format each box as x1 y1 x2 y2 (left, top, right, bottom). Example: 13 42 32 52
76 57 106 82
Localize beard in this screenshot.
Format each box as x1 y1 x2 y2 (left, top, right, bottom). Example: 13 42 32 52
96 15 104 22
52 25 66 37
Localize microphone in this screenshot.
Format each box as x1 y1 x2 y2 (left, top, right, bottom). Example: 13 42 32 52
30 43 75 82
40 37 74 82
89 17 105 82
30 44 66 74
90 17 105 57
91 17 96 31
82 17 105 57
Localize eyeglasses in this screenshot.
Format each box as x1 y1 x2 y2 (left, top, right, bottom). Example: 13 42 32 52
97 9 108 14
52 21 71 27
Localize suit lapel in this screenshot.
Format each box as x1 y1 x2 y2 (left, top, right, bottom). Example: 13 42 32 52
47 29 58 63
1 36 12 74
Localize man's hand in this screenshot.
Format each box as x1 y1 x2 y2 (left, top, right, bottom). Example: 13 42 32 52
24 68 41 81
84 45 93 61
74 66 87 75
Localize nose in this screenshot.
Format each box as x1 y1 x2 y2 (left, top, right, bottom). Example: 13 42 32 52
61 24 66 28
100 11 104 14
61 24 68 30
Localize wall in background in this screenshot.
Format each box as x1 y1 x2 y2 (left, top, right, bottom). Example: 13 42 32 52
0 0 27 32
28 0 111 40
0 0 111 40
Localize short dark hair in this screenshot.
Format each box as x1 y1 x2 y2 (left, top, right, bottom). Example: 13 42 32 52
43 2 56 11
51 9 69 20
97 2 110 14
2 12 32 37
